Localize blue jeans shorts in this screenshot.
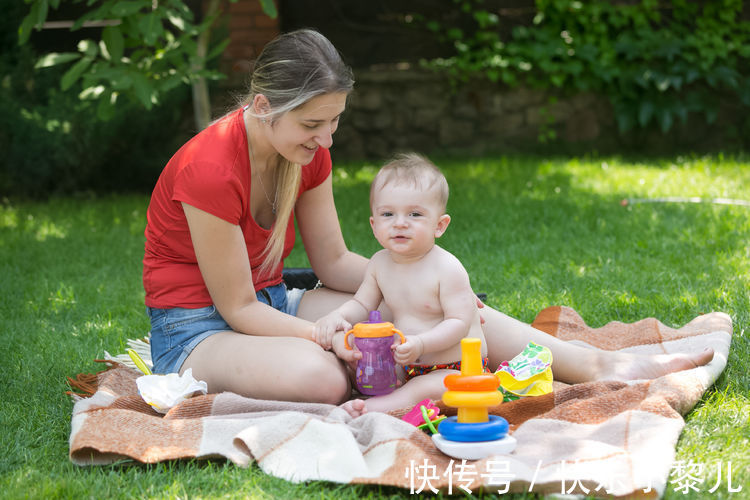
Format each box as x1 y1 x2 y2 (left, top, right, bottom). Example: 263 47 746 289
147 283 306 374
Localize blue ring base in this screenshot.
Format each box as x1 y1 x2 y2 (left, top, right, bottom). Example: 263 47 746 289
437 415 509 442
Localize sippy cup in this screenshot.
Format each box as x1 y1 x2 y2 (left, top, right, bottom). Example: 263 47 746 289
344 311 406 396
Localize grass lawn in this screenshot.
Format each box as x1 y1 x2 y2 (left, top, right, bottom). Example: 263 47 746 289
1 153 748 499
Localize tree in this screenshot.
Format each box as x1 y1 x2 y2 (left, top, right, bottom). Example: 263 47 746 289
18 0 277 130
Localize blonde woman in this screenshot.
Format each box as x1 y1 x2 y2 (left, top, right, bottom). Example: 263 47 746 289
143 29 713 406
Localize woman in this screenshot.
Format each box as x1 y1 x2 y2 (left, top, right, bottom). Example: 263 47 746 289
143 29 713 405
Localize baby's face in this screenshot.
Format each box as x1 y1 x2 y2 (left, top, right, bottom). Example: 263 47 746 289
369 183 447 261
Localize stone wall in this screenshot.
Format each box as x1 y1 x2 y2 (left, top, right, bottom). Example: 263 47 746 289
328 66 743 161
329 66 611 161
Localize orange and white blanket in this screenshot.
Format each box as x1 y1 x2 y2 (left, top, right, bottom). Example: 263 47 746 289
68 306 732 497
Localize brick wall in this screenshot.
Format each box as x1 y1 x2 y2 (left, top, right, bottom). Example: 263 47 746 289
213 0 280 87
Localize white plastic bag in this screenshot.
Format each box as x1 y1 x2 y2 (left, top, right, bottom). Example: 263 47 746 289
135 368 208 414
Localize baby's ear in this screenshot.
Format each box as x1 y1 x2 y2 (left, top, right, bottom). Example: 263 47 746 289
435 214 451 238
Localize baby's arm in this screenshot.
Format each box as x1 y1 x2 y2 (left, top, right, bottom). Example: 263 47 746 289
314 261 383 349
393 256 476 365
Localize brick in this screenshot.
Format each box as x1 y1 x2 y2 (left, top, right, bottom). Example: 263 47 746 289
252 14 278 28
228 0 262 15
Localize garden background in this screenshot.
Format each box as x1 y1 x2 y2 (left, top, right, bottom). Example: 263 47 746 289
1 1 748 498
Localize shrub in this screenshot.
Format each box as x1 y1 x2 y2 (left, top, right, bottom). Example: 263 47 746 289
1 0 192 198
423 0 750 136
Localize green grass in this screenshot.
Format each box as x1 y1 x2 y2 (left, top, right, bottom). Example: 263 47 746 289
1 154 748 499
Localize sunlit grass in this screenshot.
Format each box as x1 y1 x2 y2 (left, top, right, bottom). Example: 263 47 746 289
1 154 748 499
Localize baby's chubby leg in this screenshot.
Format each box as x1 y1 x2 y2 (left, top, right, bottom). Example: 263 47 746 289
359 369 457 415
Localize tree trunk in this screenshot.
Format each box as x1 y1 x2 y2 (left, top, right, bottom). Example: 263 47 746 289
191 0 221 131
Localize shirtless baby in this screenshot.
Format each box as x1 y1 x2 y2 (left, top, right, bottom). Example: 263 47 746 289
314 153 485 416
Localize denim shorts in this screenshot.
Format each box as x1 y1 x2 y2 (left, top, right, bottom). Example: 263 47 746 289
147 283 306 374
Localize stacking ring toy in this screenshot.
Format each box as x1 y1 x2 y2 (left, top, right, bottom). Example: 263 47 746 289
443 374 499 392
438 416 508 442
431 337 517 460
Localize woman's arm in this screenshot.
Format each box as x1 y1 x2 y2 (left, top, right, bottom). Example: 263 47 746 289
295 173 368 293
182 202 315 340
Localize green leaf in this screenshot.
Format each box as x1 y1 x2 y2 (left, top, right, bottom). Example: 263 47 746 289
111 1 147 17
207 38 231 61
18 3 39 45
259 0 278 19
658 109 673 132
61 57 92 90
139 12 164 46
102 25 124 61
78 84 106 100
97 90 117 120
638 100 654 127
130 72 153 109
35 52 81 69
77 39 98 58
36 0 49 27
166 10 187 31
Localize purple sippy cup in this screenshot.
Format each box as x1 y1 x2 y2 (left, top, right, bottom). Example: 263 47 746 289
344 311 406 396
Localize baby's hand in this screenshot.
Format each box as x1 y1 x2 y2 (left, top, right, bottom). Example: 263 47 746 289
313 314 351 350
393 336 424 366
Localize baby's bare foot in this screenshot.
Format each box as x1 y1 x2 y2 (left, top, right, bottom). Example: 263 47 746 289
340 399 367 418
602 348 714 381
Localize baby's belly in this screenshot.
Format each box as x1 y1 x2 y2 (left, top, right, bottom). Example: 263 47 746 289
408 323 488 366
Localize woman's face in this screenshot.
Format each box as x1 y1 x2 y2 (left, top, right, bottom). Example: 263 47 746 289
267 92 347 165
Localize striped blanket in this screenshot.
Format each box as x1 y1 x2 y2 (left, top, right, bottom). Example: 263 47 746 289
68 306 732 497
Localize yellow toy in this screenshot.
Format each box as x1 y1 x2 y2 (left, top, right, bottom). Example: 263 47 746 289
431 338 517 459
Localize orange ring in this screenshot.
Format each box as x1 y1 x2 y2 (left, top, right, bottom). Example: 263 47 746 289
444 374 499 391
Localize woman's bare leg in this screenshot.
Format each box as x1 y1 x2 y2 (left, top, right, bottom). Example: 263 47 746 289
480 305 714 384
181 332 351 404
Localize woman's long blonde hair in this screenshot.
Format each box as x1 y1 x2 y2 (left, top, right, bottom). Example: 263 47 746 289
241 29 354 276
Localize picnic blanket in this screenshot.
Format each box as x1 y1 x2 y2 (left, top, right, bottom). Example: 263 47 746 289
68 306 732 497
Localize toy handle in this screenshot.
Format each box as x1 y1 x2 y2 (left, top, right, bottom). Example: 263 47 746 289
344 329 354 350
393 328 406 344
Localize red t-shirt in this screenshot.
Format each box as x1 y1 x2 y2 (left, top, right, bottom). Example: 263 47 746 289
143 108 332 309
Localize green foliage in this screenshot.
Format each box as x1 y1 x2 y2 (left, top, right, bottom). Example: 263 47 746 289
423 0 750 135
0 11 191 197
18 0 240 120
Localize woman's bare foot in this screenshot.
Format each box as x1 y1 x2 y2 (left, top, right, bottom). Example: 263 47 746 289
340 399 367 418
600 348 715 381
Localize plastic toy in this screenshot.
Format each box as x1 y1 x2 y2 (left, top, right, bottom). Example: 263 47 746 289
495 342 553 401
431 338 517 460
402 398 446 432
345 311 406 396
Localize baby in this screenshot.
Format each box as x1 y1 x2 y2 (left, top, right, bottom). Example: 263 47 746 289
315 153 486 416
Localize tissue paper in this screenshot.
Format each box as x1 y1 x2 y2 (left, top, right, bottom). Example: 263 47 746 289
135 368 208 413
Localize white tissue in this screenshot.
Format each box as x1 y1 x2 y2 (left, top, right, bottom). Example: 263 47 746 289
135 368 208 414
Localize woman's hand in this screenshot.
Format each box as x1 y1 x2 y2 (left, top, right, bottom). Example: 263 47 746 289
313 313 351 350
